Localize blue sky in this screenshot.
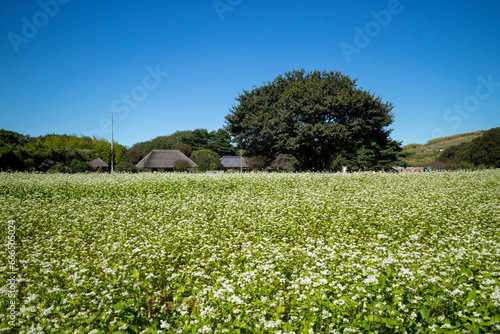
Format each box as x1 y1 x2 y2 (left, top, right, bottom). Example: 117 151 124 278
1 0 499 147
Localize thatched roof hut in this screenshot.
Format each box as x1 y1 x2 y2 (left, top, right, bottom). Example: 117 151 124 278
136 150 197 171
220 156 250 171
89 158 109 171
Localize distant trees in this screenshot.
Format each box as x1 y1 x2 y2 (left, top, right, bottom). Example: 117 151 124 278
0 129 126 172
435 127 500 169
123 148 145 165
225 69 401 171
132 128 236 157
190 149 220 172
0 128 237 173
131 128 235 172
115 162 138 173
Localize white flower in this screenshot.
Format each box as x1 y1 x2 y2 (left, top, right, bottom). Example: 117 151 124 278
490 286 500 306
363 275 378 285
198 325 211 333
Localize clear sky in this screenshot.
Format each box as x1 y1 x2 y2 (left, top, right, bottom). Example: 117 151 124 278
1 0 499 147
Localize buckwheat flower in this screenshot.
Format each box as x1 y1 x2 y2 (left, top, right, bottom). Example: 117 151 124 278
490 286 500 307
198 325 211 333
437 315 445 322
440 324 452 329
119 324 128 330
410 312 417 321
362 275 378 285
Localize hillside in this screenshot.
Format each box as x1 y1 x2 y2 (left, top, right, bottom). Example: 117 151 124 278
402 130 486 167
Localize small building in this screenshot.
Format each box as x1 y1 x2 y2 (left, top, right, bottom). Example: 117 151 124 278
89 157 109 172
220 156 250 172
392 166 425 173
136 149 197 172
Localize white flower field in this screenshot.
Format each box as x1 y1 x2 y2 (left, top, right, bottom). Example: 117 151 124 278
1 171 499 333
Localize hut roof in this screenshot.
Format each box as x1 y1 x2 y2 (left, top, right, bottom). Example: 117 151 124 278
220 156 249 168
136 150 198 168
89 157 108 168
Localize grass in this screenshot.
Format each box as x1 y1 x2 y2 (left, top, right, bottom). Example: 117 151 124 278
401 130 486 167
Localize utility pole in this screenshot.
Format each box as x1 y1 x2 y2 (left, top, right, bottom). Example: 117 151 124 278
111 114 114 173
240 149 242 173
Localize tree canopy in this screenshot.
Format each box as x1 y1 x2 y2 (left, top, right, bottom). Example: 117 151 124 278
0 129 126 172
225 69 399 171
132 128 235 157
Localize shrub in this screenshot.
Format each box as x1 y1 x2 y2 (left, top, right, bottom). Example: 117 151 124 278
115 162 137 173
173 160 191 172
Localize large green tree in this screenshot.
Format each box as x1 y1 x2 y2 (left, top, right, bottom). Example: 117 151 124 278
225 69 398 171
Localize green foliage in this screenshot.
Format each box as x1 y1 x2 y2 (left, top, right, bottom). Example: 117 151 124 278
173 159 191 172
132 128 235 157
36 133 93 149
271 154 296 171
47 159 92 174
225 69 397 171
193 149 220 172
171 143 192 157
209 128 236 156
115 162 138 173
334 138 405 171
70 160 92 173
401 130 485 167
436 127 500 169
91 139 126 167
0 129 125 172
123 148 145 165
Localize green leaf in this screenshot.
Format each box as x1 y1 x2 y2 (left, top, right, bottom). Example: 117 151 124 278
113 301 126 310
468 323 480 334
420 307 429 322
85 315 97 324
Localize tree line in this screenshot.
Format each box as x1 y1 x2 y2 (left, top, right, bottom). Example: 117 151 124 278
432 127 500 169
0 130 127 173
0 128 238 173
